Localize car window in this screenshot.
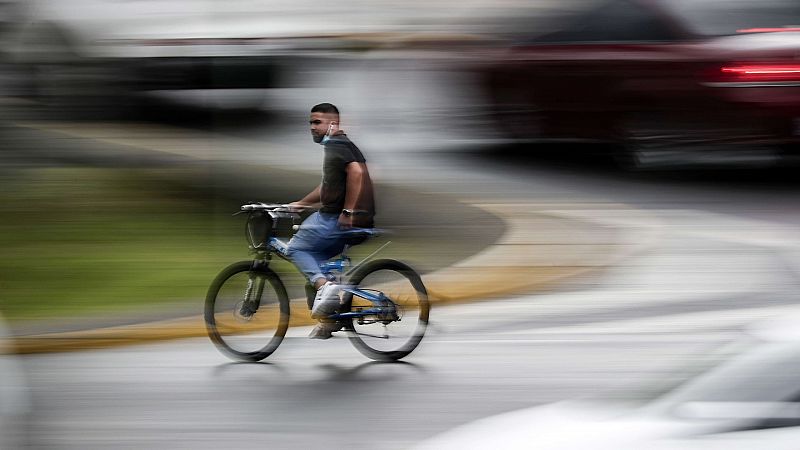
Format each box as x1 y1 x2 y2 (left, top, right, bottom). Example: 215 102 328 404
663 0 800 37
532 0 677 43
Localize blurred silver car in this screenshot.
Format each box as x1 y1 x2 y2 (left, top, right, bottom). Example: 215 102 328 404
413 313 800 450
0 0 416 106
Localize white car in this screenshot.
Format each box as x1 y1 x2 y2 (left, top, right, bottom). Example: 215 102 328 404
413 314 800 450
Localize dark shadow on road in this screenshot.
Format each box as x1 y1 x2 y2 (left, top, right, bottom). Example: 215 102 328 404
211 360 288 378
315 360 426 383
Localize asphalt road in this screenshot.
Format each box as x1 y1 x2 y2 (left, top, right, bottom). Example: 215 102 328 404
19 316 738 450
7 59 800 449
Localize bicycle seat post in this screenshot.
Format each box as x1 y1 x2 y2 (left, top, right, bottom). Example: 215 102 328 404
337 245 352 274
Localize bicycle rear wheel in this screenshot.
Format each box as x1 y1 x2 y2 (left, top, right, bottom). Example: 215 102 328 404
344 259 429 361
205 261 290 361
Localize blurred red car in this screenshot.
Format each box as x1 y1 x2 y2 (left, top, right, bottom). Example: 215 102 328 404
481 0 800 166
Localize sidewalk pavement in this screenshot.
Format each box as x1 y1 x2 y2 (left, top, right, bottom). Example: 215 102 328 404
0 120 656 355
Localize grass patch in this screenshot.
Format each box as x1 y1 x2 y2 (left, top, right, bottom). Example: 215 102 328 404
0 167 258 322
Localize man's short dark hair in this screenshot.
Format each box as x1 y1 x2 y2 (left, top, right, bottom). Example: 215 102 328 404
311 103 340 116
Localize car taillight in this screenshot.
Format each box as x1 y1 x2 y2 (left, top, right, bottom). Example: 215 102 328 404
737 28 800 34
705 62 800 87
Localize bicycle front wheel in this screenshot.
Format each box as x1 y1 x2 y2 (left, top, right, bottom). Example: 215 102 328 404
204 261 290 361
344 259 429 361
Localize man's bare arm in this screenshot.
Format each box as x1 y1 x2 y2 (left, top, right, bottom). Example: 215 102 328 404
293 184 322 207
339 162 372 227
343 162 368 211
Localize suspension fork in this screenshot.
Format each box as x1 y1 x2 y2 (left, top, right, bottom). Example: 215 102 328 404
244 258 270 308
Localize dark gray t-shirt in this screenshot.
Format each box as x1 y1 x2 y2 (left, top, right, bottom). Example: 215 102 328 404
320 134 375 223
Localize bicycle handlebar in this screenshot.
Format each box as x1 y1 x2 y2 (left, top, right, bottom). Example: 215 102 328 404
236 202 315 215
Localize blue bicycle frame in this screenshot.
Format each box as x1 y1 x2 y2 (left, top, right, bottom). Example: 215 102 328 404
264 230 397 323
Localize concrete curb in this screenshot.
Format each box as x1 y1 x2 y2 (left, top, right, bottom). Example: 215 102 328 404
5 201 657 355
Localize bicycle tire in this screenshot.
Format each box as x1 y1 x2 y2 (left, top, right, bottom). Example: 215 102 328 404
205 260 290 361
343 259 429 361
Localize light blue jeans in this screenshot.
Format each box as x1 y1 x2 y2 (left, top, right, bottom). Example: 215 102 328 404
286 212 350 285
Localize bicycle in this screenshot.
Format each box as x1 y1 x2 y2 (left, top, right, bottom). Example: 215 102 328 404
204 203 430 362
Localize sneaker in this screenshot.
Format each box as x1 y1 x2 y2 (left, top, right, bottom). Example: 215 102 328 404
311 281 342 319
308 321 342 339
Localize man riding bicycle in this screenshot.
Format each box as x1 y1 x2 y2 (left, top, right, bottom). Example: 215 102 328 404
287 103 375 339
